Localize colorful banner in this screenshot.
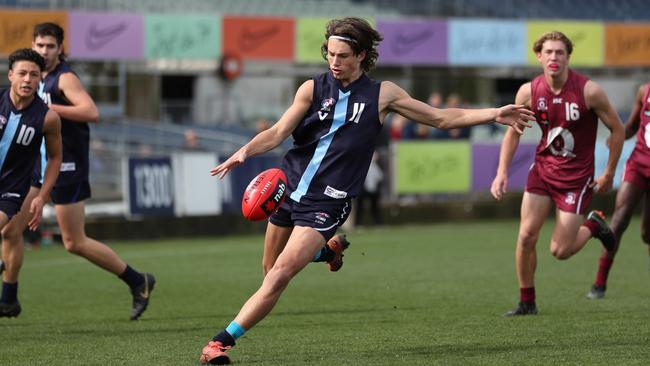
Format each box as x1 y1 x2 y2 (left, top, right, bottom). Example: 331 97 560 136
296 17 375 64
0 9 68 56
449 20 527 65
605 23 650 66
527 21 604 67
394 141 470 194
296 17 333 64
223 16 294 61
145 14 220 59
69 12 143 60
377 20 447 65
471 143 536 191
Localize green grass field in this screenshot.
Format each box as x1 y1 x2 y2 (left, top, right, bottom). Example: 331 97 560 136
2 219 650 365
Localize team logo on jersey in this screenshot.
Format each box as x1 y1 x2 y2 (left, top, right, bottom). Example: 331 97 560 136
537 97 547 111
318 98 336 121
644 100 650 117
0 115 6 130
546 127 576 158
564 192 576 205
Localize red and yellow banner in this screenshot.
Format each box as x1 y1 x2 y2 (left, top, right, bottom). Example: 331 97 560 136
223 16 294 61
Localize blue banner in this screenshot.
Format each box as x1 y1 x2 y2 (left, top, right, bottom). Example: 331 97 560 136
449 19 527 65
127 157 175 216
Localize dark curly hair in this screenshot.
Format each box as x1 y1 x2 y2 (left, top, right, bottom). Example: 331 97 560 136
320 17 383 72
8 48 46 71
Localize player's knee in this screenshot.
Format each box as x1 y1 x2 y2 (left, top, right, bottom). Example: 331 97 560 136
62 237 83 255
1 227 22 246
550 245 571 260
517 231 538 250
264 266 295 293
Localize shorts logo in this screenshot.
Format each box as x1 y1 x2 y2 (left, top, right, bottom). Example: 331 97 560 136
1 192 20 199
0 115 6 130
60 162 77 172
324 185 347 199
565 192 576 205
318 98 336 121
314 211 330 225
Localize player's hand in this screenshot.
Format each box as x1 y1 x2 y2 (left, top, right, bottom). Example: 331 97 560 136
490 172 508 201
27 196 45 231
590 173 614 194
495 104 535 135
210 149 247 179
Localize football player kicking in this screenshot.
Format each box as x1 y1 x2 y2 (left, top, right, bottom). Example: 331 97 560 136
200 17 534 364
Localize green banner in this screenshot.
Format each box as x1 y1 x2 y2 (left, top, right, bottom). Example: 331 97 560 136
296 17 375 64
145 14 221 59
296 17 330 63
527 21 603 67
395 141 470 194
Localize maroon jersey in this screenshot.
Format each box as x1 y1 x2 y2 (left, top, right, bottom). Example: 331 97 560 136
531 70 598 187
627 83 650 171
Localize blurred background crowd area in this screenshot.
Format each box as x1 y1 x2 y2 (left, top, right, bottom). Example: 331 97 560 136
0 0 649 213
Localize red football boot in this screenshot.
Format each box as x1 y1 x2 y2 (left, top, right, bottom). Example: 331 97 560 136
200 341 231 365
326 234 350 272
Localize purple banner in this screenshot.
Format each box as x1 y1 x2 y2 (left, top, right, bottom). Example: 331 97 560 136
69 12 144 60
377 20 447 65
472 143 536 191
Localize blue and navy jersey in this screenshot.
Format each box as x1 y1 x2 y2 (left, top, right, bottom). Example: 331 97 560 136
284 72 382 203
0 89 47 199
38 61 89 185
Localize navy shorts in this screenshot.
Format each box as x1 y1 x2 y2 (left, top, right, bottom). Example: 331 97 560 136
50 180 91 205
270 198 351 241
0 196 24 220
30 168 42 188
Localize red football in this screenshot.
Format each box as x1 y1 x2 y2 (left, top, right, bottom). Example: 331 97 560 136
242 168 288 221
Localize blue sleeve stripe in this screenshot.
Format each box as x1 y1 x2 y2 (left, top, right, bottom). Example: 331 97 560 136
0 112 22 172
290 90 349 202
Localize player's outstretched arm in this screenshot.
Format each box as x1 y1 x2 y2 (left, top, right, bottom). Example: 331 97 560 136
622 84 646 140
490 83 530 200
586 81 624 193
28 110 62 230
47 72 99 123
379 81 534 134
210 80 314 179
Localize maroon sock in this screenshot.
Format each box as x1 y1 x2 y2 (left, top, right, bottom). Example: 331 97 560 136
594 256 614 287
520 287 535 304
582 219 600 237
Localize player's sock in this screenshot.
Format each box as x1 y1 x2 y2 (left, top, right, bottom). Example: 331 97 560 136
312 245 335 262
519 287 535 304
212 321 245 346
594 255 614 287
582 219 600 237
0 281 18 304
119 264 145 289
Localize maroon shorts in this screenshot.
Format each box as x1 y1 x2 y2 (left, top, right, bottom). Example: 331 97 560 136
525 163 593 214
622 158 650 190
